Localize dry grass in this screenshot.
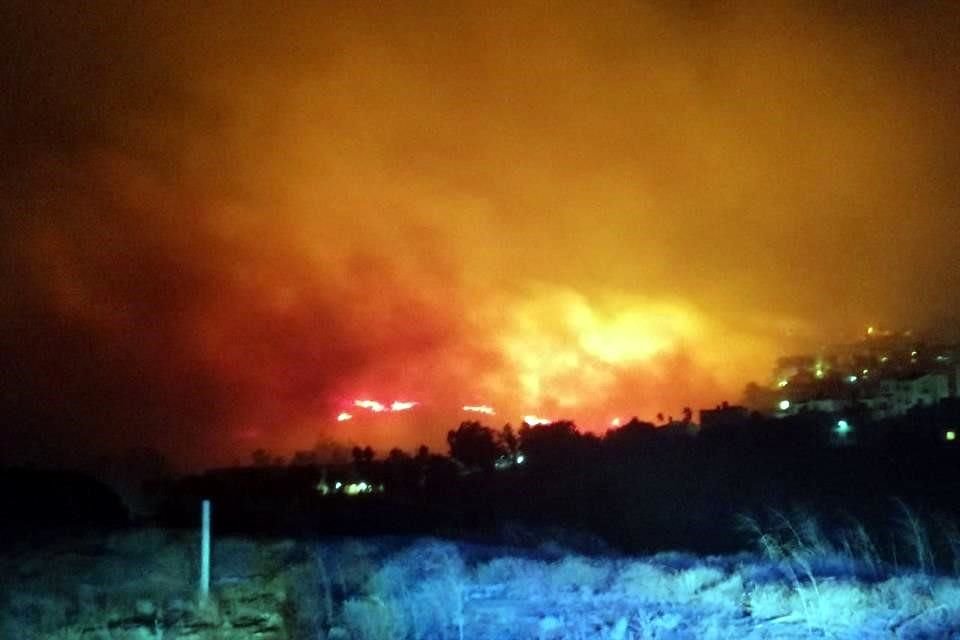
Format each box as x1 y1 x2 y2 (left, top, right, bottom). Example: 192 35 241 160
4 522 960 639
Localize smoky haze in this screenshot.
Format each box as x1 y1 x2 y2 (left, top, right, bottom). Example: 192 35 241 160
2 1 959 468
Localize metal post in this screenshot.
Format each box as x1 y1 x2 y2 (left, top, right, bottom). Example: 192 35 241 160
200 499 211 600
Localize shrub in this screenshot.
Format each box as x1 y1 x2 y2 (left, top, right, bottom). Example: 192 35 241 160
366 540 466 640
342 596 410 640
547 555 610 593
746 582 796 619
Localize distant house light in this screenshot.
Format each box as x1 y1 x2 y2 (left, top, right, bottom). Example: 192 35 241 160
778 400 791 411
344 481 371 496
516 454 526 464
836 420 851 436
847 375 858 383
947 430 957 442
777 380 789 388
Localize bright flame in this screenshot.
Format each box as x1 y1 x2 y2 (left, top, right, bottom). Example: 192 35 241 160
523 415 552 426
353 399 418 413
337 412 353 422
463 404 496 415
354 399 387 412
610 417 622 427
501 290 711 414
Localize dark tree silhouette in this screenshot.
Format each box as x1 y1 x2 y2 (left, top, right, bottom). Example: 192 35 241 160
416 444 430 462
352 445 375 464
604 417 657 450
251 448 272 467
290 450 319 466
447 421 505 471
519 420 597 467
499 423 519 456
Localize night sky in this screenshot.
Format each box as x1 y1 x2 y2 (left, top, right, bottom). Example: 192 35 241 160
3 1 960 469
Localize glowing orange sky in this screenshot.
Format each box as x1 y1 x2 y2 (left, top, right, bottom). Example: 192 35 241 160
2 1 960 469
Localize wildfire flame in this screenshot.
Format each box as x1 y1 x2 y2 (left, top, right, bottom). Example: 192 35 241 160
337 412 353 422
351 399 418 414
354 399 387 412
610 417 622 427
463 404 496 415
523 415 552 426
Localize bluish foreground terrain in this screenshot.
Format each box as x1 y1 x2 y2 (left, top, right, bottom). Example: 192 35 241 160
2 520 959 639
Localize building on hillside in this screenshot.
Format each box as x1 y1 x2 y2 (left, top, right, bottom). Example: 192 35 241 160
866 372 951 419
786 397 844 415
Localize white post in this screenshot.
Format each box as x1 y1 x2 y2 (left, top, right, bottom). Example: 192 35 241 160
200 499 211 601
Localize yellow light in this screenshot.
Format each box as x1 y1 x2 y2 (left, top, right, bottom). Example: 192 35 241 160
777 380 788 388
867 326 875 335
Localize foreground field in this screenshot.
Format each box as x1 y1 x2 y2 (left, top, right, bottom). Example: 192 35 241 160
2 527 959 639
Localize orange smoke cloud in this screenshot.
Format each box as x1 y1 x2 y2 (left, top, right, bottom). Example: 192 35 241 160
4 2 960 469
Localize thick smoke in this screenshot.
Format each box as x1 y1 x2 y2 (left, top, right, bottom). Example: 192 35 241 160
2 1 960 467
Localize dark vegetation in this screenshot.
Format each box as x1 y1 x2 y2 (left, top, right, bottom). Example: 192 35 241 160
3 404 960 638
4 400 959 559
149 402 960 560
